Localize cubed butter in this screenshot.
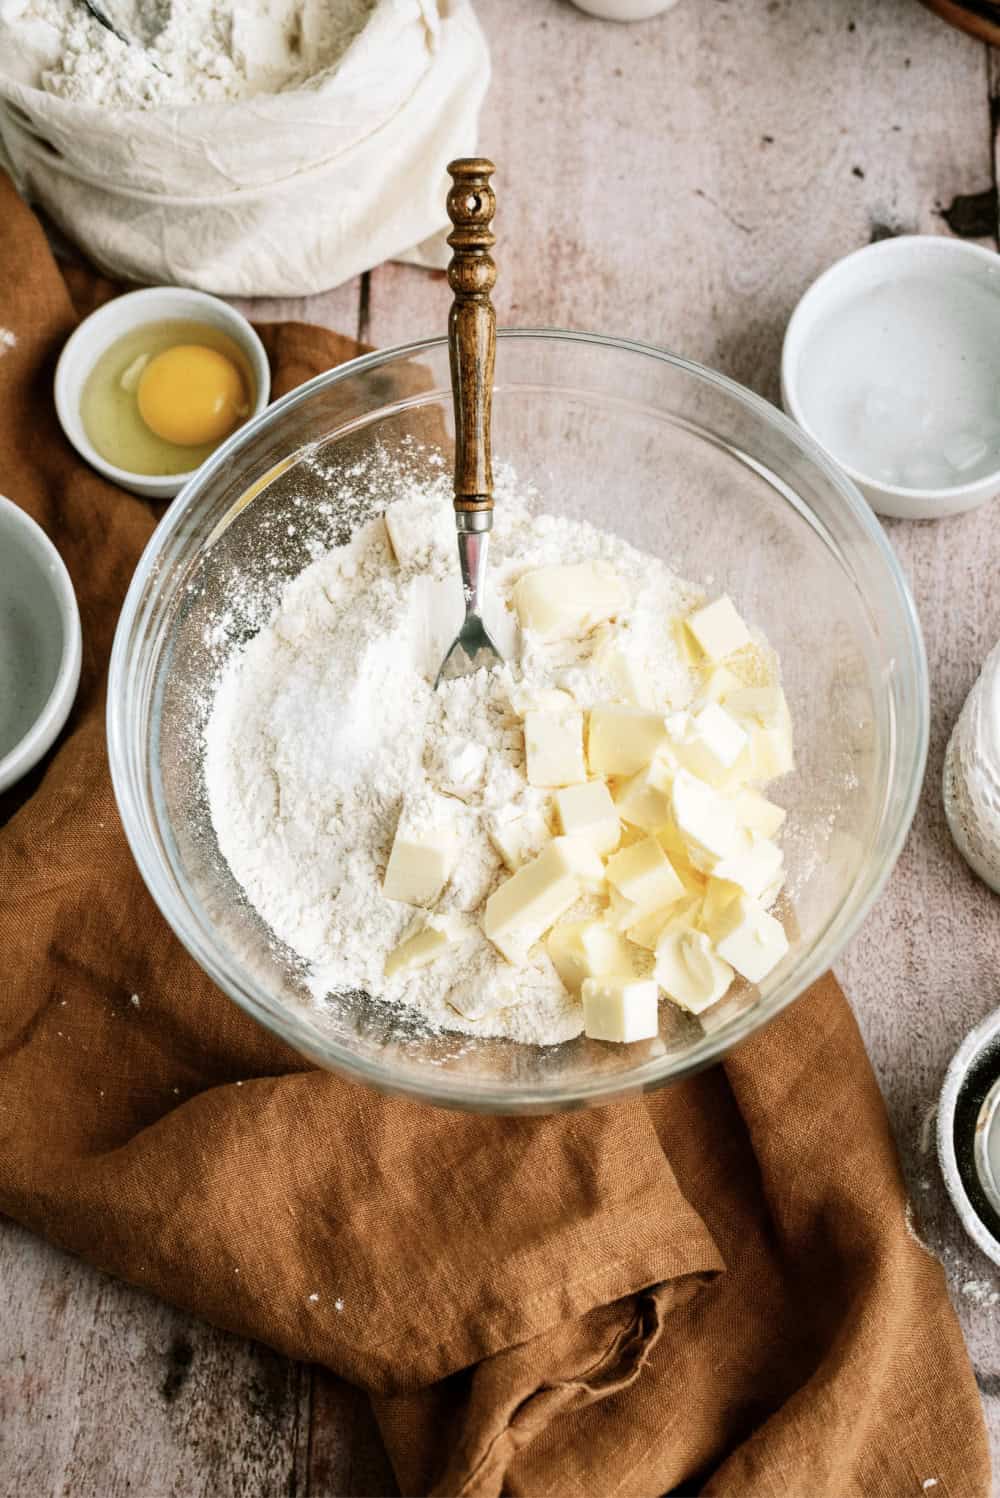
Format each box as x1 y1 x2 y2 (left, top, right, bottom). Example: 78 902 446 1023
655 924 734 1014
701 664 742 703
384 914 467 978
655 819 708 893
698 877 743 939
685 596 751 662
487 807 551 870
546 919 633 992
512 562 628 642
605 886 641 931
725 687 794 780
606 835 685 915
730 787 787 839
712 895 789 984
582 976 659 1043
713 831 784 899
525 708 587 787
382 796 456 906
588 704 668 777
557 834 607 892
554 779 621 855
613 759 674 831
625 894 701 952
671 770 740 870
665 702 748 786
483 836 604 963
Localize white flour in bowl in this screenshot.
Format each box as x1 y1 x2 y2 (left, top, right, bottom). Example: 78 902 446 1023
203 471 727 1045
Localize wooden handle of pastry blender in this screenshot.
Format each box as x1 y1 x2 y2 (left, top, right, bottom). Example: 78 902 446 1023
446 157 496 529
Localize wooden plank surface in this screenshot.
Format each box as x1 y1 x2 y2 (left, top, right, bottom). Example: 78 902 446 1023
3 0 1000 1493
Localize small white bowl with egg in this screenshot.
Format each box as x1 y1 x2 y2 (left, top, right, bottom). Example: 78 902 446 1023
782 236 1000 521
0 494 82 794
55 288 270 500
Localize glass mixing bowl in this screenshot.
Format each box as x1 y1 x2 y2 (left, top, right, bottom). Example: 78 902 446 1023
108 331 928 1111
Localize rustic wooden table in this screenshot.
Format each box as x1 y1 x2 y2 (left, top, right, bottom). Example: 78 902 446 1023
3 0 1000 1492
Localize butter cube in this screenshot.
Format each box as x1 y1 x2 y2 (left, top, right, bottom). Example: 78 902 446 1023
712 895 789 984
655 819 708 891
671 770 740 870
382 795 456 906
588 705 668 777
702 664 742 703
384 914 467 978
665 703 748 786
655 924 734 1014
606 835 685 916
698 878 743 939
626 894 701 952
685 596 751 662
487 807 551 870
613 760 674 831
726 687 794 780
605 886 641 932
546 920 633 992
582 976 659 1042
713 832 784 899
483 836 604 963
512 562 628 642
557 834 607 892
730 788 787 839
525 709 587 787
554 779 621 855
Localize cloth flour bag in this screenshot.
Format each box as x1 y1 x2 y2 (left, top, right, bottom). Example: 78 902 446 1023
0 0 490 295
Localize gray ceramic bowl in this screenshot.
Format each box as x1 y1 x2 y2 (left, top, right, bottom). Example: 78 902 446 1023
0 494 82 793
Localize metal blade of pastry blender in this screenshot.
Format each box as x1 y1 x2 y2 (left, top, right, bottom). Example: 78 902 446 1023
435 157 504 688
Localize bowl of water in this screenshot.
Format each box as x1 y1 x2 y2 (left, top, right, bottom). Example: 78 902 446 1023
782 236 1000 520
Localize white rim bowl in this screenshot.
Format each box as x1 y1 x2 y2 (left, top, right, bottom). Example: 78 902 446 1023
0 494 82 794
938 1005 1000 1268
782 235 1000 521
54 287 271 501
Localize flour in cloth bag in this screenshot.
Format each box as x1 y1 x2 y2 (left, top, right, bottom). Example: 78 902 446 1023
2 0 377 107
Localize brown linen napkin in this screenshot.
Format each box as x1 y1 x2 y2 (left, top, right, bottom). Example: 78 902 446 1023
0 172 989 1498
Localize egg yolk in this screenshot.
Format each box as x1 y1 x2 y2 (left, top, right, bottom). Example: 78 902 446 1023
137 344 247 447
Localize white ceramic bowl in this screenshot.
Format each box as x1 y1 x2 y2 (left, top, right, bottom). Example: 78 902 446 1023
938 1005 1000 1268
54 287 270 501
0 494 82 793
782 236 1000 521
